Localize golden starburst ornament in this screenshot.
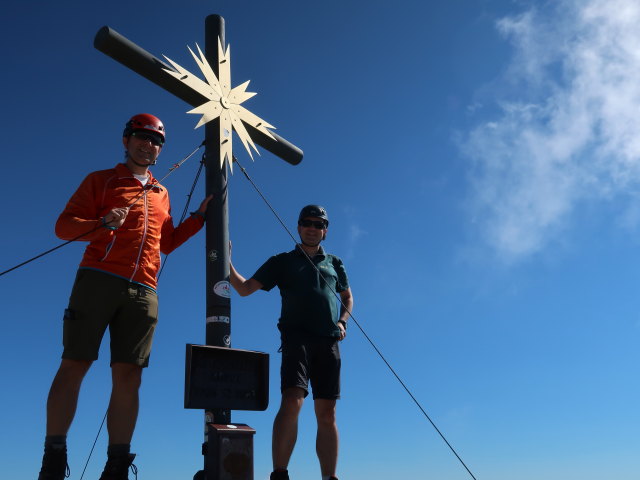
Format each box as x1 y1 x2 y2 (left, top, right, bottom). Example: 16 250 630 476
163 38 276 171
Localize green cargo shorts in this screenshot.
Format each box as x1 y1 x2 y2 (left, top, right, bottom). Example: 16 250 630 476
62 268 159 367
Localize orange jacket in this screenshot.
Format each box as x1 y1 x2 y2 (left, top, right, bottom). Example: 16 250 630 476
56 163 204 290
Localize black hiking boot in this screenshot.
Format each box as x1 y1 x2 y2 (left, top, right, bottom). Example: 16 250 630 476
270 470 290 480
98 453 137 480
38 446 70 480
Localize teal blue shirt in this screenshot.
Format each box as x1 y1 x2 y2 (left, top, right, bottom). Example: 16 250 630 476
253 245 349 338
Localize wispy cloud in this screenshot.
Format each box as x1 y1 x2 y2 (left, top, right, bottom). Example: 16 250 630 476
463 0 640 261
344 224 366 261
341 206 367 261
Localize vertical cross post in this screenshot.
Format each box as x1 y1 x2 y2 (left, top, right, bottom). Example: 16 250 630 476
203 13 231 423
202 14 233 479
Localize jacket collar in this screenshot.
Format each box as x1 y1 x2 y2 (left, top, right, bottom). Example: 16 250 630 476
114 163 162 189
293 244 326 258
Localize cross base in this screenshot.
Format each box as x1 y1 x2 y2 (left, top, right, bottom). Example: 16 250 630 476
196 423 256 480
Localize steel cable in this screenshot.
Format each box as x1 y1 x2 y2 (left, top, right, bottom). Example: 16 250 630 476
0 142 205 478
232 155 479 480
0 141 204 278
78 146 205 479
157 154 205 279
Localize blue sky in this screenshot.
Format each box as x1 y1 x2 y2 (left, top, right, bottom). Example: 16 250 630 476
1 1 639 479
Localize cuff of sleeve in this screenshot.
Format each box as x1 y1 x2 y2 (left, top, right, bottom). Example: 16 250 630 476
101 217 117 231
190 210 206 221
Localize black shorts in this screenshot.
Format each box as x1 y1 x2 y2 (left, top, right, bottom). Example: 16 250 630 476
62 269 159 367
279 329 341 400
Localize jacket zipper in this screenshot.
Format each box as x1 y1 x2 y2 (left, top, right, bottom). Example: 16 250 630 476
130 190 149 282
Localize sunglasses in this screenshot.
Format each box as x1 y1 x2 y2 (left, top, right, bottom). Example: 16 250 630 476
131 131 164 146
298 219 327 229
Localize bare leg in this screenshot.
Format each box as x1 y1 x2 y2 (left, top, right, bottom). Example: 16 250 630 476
272 387 305 471
314 399 338 477
106 363 143 444
46 359 92 435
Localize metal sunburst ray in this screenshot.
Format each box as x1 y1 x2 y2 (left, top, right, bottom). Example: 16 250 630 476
163 38 276 172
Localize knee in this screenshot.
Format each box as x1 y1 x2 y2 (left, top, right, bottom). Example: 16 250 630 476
56 359 92 383
279 390 305 415
317 410 336 427
315 403 337 427
112 363 143 390
281 396 304 413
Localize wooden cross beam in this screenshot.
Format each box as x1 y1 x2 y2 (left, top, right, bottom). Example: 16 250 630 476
94 24 303 164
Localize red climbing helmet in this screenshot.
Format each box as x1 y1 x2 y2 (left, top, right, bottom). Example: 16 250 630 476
123 113 165 143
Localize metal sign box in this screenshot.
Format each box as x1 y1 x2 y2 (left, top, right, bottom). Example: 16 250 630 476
185 344 269 410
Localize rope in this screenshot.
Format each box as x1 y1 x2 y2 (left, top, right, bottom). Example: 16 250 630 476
232 155 479 480
0 141 204 475
0 142 204 278
157 154 205 280
78 410 107 480
77 145 205 475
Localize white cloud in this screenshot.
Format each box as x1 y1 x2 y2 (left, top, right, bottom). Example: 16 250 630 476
340 206 367 260
344 223 366 261
463 0 640 261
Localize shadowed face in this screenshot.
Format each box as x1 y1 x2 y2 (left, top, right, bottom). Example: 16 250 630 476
297 216 328 246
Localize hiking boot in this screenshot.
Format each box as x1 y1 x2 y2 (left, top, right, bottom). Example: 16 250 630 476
98 453 137 480
270 470 290 480
38 446 70 480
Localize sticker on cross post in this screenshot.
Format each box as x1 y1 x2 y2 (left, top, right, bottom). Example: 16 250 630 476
206 316 230 324
213 280 231 298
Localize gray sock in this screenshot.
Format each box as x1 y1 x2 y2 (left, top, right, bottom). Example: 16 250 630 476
44 435 67 450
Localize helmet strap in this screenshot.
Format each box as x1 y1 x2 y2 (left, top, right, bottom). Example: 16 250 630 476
126 152 156 167
132 159 156 167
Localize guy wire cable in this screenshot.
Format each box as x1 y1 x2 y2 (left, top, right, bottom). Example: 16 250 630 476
78 146 205 479
0 141 204 278
5 143 197 476
3 142 203 480
78 410 107 480
157 154 205 280
232 155 479 480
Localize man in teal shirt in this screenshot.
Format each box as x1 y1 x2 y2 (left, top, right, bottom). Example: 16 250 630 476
231 205 354 480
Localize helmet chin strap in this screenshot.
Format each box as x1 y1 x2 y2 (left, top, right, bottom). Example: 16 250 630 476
136 159 157 166
127 153 157 167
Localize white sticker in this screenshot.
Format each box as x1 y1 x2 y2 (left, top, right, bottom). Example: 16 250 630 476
223 335 231 346
206 316 230 324
213 281 231 298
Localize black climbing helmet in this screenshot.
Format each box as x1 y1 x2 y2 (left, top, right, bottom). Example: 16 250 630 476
298 205 329 226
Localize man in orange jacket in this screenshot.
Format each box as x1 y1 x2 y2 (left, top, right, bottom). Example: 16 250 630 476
38 114 212 480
